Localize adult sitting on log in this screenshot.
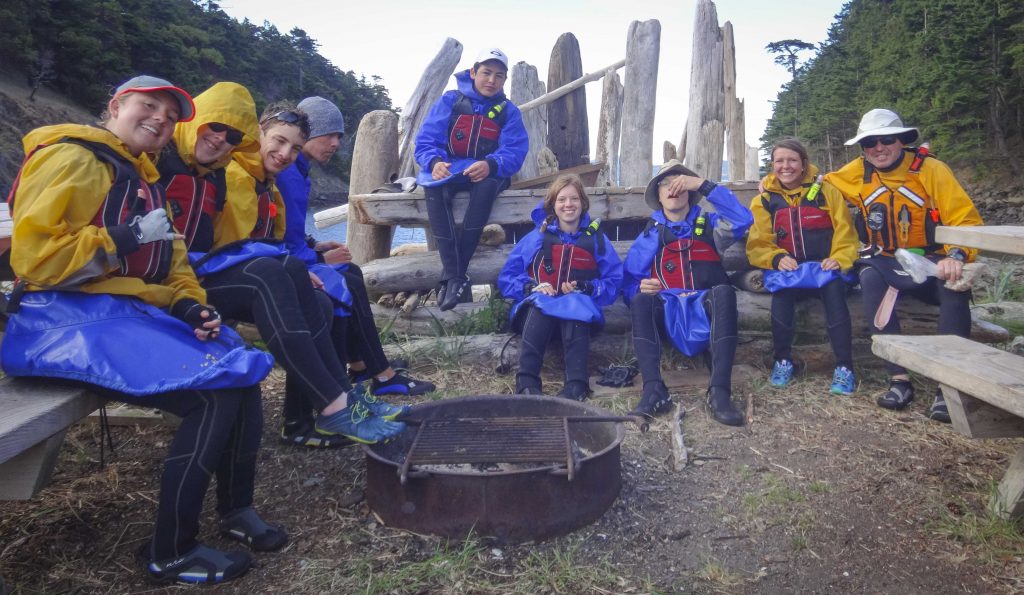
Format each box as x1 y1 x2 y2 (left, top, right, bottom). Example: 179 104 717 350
4 75 280 584
498 174 623 400
825 109 983 422
623 160 754 426
414 47 529 310
746 138 859 395
276 96 435 404
160 88 405 445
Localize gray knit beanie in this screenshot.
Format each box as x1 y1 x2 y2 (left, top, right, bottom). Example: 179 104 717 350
297 96 345 139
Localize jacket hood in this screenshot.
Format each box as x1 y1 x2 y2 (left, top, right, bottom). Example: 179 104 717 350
22 123 161 182
455 70 507 103
172 82 259 175
762 163 820 195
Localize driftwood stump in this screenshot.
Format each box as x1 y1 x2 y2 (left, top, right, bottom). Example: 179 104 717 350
510 62 547 182
722 22 746 182
595 71 623 187
348 111 398 264
681 0 725 181
397 38 463 179
620 19 661 187
547 33 589 169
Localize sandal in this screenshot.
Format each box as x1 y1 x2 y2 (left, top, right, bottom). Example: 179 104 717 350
220 507 288 552
877 379 914 410
596 365 638 388
145 543 251 584
280 419 353 449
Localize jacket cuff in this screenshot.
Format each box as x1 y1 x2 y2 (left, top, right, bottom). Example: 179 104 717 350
170 298 201 322
771 253 787 270
305 235 318 249
485 158 499 178
698 180 717 197
428 157 442 171
107 224 140 257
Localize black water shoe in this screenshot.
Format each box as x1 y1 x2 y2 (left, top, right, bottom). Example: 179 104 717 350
439 276 470 311
631 381 673 419
707 386 744 426
928 389 951 423
557 381 591 401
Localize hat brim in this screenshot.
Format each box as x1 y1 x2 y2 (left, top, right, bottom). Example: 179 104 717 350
645 162 699 210
845 126 918 146
115 85 196 122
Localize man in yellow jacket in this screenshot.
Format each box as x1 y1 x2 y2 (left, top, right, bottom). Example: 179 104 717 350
825 108 983 422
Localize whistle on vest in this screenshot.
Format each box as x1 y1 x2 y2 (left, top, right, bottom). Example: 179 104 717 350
805 174 824 202
694 215 707 236
909 142 930 173
584 217 602 236
488 102 505 120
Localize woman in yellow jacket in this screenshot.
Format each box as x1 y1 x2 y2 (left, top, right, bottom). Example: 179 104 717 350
3 76 279 584
746 139 859 394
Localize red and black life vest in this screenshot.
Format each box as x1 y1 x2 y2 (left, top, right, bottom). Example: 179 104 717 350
647 213 728 290
530 225 604 292
447 92 508 159
8 138 173 283
249 179 276 240
157 143 226 253
760 189 833 262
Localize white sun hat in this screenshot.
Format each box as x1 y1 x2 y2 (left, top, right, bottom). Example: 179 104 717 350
844 108 919 146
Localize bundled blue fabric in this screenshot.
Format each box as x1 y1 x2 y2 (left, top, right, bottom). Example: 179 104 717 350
660 289 710 356
309 263 352 317
190 241 290 277
513 292 604 325
762 262 856 292
415 158 481 188
2 291 275 396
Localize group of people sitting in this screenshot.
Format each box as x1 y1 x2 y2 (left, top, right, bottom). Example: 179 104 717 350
0 45 982 585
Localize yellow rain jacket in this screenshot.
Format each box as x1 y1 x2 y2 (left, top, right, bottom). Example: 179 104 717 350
216 148 288 249
825 151 982 261
10 124 204 309
171 82 259 175
747 164 859 272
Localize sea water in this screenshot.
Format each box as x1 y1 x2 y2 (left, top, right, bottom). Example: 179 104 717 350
304 211 426 249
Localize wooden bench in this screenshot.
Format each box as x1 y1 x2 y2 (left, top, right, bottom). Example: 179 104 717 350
0 201 104 500
872 334 1024 518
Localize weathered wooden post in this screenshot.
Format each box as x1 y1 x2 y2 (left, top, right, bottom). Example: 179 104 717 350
619 19 661 187
745 144 761 181
510 62 547 182
664 141 678 163
347 111 399 264
397 38 463 179
680 0 725 181
722 22 746 182
595 70 623 186
547 33 589 169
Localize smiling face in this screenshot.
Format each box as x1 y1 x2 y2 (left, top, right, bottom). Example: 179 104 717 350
470 61 508 98
303 132 342 165
259 122 306 174
771 147 806 190
553 185 584 230
861 136 905 169
193 123 237 165
106 91 179 155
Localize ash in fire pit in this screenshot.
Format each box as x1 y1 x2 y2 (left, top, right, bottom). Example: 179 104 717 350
363 394 627 543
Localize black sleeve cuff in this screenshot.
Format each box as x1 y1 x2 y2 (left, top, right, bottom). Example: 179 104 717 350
698 179 717 197
428 157 442 171
170 298 201 321
771 253 786 270
485 158 499 178
108 223 140 257
305 235 318 249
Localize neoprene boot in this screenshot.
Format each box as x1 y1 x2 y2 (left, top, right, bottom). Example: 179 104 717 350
556 380 590 401
439 276 470 311
707 386 744 426
631 381 673 419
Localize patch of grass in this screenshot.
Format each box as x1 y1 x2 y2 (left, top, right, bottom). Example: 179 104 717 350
736 464 754 481
762 475 806 507
693 558 744 589
790 535 809 551
975 262 1024 303
930 488 1024 564
515 542 622 594
808 480 831 494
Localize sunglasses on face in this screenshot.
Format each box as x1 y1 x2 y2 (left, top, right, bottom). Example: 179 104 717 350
859 135 898 149
207 122 244 146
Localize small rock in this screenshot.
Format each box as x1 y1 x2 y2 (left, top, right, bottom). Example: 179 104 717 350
341 490 364 507
302 477 324 488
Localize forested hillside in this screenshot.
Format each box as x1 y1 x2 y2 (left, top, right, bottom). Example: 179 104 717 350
0 0 392 182
763 0 1024 178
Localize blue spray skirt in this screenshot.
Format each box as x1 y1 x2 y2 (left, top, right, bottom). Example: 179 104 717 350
763 262 855 292
661 289 710 356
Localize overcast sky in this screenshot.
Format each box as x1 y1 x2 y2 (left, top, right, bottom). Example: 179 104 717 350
218 0 847 160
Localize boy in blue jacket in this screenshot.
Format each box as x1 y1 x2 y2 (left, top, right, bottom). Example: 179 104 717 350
415 48 529 310
623 160 753 426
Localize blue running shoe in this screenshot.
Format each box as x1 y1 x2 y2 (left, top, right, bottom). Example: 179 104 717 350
314 400 406 444
350 382 411 420
769 360 794 387
830 366 856 395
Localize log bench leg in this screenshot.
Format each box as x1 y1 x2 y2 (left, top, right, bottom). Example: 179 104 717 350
941 385 1024 439
0 429 69 500
989 446 1024 520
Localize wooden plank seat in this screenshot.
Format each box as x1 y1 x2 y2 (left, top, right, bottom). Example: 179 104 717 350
935 225 1024 257
872 334 1024 518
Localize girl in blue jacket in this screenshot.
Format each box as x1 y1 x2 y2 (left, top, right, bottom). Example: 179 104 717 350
498 174 622 399
415 48 529 311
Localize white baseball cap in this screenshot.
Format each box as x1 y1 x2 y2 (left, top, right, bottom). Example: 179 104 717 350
845 108 919 146
474 48 509 69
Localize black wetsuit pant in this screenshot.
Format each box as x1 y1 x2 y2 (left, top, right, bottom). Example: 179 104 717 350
202 255 349 418
335 264 389 376
771 278 853 368
630 285 738 391
859 265 972 376
424 177 508 282
98 385 262 561
514 304 591 393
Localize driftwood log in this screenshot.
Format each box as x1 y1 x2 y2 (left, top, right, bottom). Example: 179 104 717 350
509 62 547 182
546 33 589 169
664 141 678 163
722 22 746 182
619 19 661 188
347 111 399 264
745 144 761 181
396 38 463 179
681 0 725 181
595 71 623 187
